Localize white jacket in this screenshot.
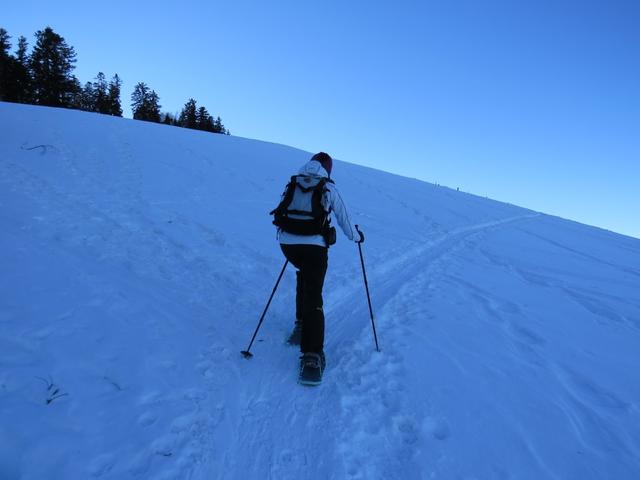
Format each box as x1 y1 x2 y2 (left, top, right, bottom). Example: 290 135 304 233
278 160 359 247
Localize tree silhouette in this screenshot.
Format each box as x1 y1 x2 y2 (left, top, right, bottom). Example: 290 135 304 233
0 29 31 102
107 74 122 116
93 72 109 113
179 98 198 129
14 36 32 102
1 26 229 132
29 27 79 107
76 81 95 111
131 82 161 122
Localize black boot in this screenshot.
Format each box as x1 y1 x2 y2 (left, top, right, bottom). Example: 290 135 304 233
298 351 326 386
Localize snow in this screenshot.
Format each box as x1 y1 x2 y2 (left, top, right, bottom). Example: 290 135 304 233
1 101 639 479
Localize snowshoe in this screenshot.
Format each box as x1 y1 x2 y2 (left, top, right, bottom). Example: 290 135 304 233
298 352 326 386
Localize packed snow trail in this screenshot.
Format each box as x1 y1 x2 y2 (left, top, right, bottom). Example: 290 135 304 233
1 103 639 479
212 214 541 480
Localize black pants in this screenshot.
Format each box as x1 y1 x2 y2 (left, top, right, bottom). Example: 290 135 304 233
280 244 328 354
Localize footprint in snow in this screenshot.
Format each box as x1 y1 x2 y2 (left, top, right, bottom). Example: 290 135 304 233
88 453 116 477
422 416 451 441
137 411 158 427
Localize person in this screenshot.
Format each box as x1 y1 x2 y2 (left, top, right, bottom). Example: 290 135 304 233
274 152 364 384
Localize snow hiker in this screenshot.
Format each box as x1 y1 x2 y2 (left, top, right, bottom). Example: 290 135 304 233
271 152 364 385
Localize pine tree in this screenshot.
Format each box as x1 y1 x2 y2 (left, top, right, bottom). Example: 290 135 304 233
131 82 161 122
0 29 32 103
0 28 14 101
196 105 215 131
161 112 176 125
14 36 32 102
68 76 83 108
179 98 198 129
107 74 122 116
29 27 79 107
131 82 149 119
93 72 109 113
147 89 161 122
213 116 229 135
16 36 29 65
0 29 9 56
76 81 95 111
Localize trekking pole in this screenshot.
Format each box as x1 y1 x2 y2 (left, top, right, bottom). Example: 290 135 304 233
355 225 380 352
241 260 289 358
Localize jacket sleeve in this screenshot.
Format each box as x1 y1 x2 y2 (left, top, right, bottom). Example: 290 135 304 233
326 184 358 241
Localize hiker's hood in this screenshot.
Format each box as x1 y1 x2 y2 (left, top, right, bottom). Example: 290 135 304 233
298 160 329 178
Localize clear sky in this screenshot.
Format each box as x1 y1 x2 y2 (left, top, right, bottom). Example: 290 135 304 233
4 0 639 237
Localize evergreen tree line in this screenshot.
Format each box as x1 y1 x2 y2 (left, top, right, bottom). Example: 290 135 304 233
0 26 229 134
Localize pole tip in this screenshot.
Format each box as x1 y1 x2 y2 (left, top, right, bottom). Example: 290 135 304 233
240 350 253 359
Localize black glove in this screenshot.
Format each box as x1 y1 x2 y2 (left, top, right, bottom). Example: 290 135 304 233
356 229 365 244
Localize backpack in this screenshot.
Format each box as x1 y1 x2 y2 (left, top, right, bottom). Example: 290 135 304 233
270 175 336 244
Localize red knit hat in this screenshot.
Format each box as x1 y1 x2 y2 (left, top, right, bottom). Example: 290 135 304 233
311 152 332 175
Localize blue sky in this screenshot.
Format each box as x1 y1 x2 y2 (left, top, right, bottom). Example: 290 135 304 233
4 0 639 237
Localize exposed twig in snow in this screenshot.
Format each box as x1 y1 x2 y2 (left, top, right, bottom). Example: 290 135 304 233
35 375 69 405
21 144 56 154
103 376 123 391
46 392 69 404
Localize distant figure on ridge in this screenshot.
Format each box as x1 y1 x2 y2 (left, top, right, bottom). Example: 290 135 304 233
271 152 364 385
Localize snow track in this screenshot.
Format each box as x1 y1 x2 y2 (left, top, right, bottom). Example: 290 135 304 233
190 214 544 480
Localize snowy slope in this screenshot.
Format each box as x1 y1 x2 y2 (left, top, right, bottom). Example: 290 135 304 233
1 102 639 480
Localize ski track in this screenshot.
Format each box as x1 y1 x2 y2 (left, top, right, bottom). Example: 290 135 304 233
191 213 539 479
328 214 540 479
